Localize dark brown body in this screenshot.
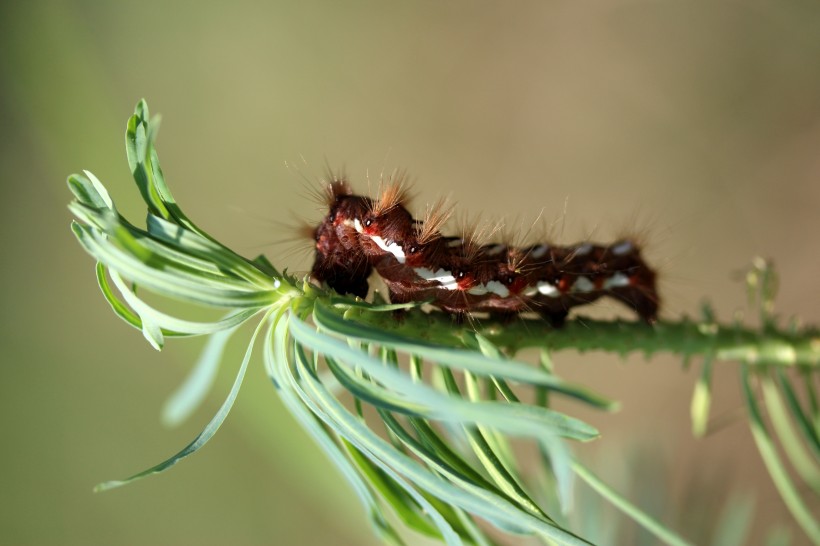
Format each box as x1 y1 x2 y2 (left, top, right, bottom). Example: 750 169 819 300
311 184 660 325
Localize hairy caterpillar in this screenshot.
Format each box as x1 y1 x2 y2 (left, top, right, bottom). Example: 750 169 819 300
310 177 660 326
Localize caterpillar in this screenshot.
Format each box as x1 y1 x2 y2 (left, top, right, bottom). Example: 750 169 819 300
310 177 660 326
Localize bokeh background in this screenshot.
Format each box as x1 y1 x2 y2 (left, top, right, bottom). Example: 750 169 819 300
2 1 819 544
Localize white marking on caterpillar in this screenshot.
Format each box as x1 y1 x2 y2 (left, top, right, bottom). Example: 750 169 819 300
530 245 549 259
352 218 363 232
484 280 510 297
536 281 559 297
603 272 630 289
468 280 511 297
415 267 458 290
574 243 592 256
486 244 505 256
371 235 406 264
612 241 633 255
571 276 595 293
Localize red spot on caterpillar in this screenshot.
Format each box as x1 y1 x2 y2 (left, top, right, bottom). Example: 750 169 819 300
557 276 573 294
309 180 661 325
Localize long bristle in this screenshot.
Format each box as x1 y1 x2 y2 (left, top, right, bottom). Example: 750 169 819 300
458 214 502 262
319 166 353 206
324 179 353 204
611 209 661 255
508 248 529 273
415 197 454 244
499 211 547 270
295 220 317 241
267 216 317 247
370 170 411 216
533 214 560 247
300 170 353 208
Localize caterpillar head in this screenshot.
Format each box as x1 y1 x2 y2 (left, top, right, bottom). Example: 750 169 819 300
310 186 373 298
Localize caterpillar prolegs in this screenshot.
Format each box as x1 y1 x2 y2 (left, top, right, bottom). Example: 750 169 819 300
310 179 660 326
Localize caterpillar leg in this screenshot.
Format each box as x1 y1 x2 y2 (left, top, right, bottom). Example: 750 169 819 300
337 275 371 299
609 287 659 325
539 309 569 328
490 311 519 325
450 310 468 326
312 261 371 298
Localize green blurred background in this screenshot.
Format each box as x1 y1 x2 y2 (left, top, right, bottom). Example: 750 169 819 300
2 1 820 544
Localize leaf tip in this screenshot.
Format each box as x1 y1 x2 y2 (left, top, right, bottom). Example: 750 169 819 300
93 480 123 493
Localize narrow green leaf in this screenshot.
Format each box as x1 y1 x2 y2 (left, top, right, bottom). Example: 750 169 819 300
458 359 579 514
314 301 615 409
146 214 276 288
95 262 155 333
410 418 549 544
775 368 820 460
332 297 424 312
536 350 553 408
289 343 465 545
145 117 211 239
381 411 501 495
107 219 267 291
289 338 590 545
539 435 574 516
457 369 548 521
126 101 170 220
73 223 277 308
82 170 114 209
759 373 820 495
263 318 399 541
290 314 598 441
764 525 793 546
67 171 114 211
108 269 260 336
573 461 693 546
161 324 241 427
250 253 280 278
710 492 754 546
376 412 503 544
108 269 163 349
324 355 426 415
740 365 820 542
345 439 446 542
800 367 820 442
94 310 271 491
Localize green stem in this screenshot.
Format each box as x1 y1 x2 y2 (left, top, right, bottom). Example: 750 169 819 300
346 306 820 368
